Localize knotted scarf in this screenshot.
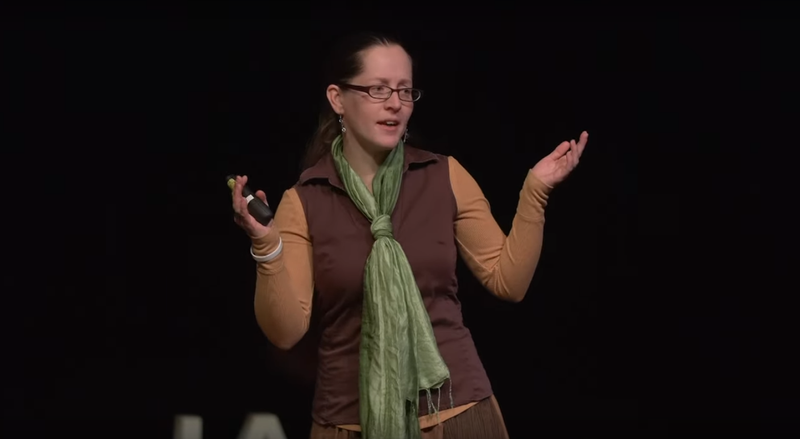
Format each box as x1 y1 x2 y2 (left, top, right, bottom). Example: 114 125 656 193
330 134 451 439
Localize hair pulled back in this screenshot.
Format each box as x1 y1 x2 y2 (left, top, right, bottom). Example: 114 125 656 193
302 32 407 170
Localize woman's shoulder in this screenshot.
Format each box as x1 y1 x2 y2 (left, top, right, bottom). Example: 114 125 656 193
404 144 459 174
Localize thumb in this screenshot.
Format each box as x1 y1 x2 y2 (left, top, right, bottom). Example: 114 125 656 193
255 190 268 204
548 141 571 160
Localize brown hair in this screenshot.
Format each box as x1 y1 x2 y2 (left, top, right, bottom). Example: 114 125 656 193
302 31 410 171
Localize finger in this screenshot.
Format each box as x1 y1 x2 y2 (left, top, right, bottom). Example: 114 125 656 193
232 176 243 211
234 213 252 231
231 175 240 195
234 213 248 230
577 131 588 156
549 141 570 159
569 140 578 168
233 176 249 212
239 193 250 218
234 175 247 196
233 177 244 210
563 149 573 170
236 175 246 194
255 190 268 205
239 176 251 212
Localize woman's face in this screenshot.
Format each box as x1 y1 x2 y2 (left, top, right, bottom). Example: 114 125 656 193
328 44 415 152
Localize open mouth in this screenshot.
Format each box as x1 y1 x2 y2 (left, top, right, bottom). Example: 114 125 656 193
378 120 400 130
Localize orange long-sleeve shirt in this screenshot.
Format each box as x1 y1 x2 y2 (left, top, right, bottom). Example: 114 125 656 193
249 156 551 430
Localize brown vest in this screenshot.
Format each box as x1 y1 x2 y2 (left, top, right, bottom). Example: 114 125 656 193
294 146 493 426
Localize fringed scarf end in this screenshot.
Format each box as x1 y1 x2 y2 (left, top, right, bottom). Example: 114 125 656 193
424 377 455 426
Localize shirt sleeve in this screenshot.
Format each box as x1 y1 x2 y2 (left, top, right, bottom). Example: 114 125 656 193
250 187 314 349
449 156 552 302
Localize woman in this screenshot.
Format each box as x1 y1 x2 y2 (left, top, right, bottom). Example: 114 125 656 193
231 32 588 439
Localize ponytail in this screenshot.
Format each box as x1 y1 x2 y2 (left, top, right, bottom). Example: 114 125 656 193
302 106 339 171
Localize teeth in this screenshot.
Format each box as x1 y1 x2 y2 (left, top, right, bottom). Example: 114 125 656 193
384 121 397 126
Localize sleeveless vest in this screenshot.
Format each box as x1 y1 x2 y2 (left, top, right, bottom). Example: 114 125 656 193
294 146 493 426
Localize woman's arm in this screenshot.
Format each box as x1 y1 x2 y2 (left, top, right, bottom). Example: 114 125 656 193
449 156 552 302
250 188 314 349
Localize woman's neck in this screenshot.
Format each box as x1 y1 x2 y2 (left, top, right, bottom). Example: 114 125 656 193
342 135 390 190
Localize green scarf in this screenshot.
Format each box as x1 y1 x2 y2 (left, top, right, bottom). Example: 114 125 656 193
330 135 451 439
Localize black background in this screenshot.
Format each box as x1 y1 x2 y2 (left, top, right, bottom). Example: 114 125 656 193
4 4 797 438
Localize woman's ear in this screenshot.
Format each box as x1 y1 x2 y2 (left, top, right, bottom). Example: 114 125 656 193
326 85 344 115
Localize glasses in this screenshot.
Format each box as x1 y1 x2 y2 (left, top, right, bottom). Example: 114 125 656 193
339 83 423 102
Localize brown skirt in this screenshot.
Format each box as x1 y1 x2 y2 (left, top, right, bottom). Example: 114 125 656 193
309 395 509 439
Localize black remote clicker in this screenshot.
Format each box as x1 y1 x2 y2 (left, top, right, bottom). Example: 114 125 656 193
226 175 274 226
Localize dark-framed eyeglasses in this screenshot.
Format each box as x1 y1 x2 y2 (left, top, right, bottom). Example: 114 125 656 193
338 83 423 102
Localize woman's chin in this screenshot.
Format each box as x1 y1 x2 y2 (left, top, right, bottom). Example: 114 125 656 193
373 134 402 149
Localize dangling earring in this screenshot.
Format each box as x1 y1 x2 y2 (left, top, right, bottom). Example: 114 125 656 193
339 115 346 134
403 128 409 143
